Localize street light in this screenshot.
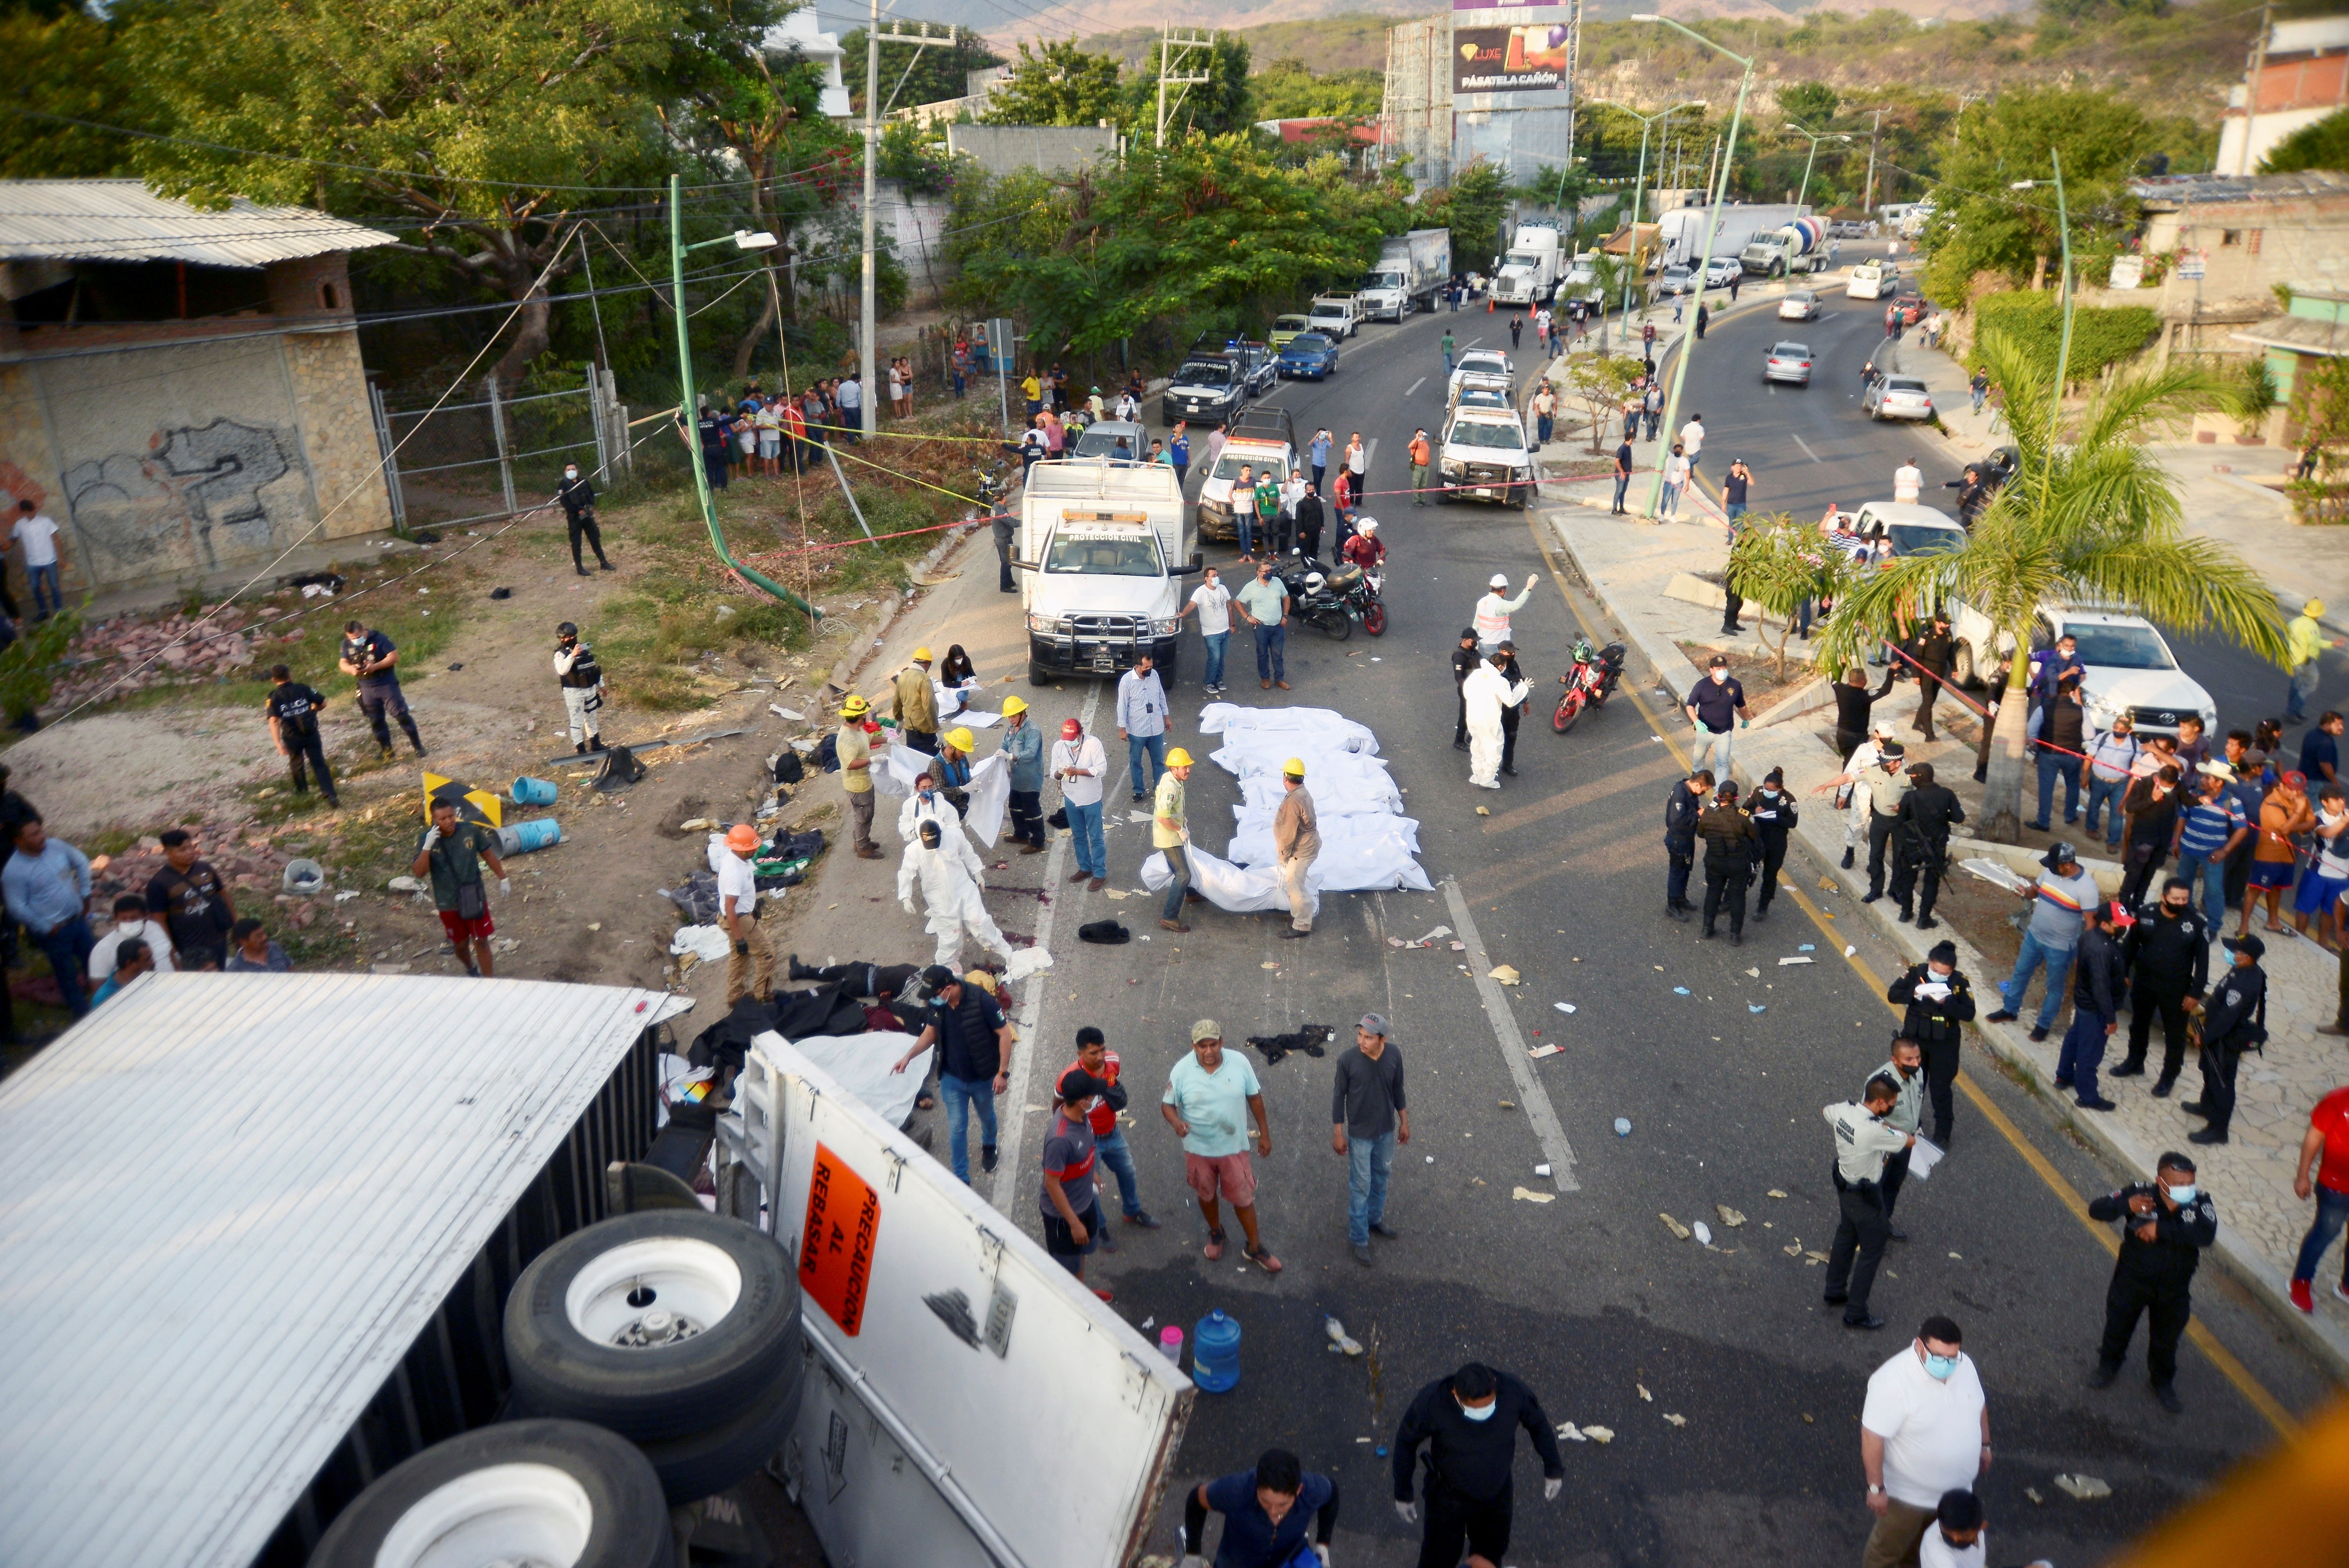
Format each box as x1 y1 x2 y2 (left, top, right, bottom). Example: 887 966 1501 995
1784 120 1853 213
1583 97 1706 322
667 173 820 616
2011 155 2074 473
1628 14 1754 522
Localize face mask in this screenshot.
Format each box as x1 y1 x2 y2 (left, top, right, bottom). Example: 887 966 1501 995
919 788 934 802
117 918 144 933
1923 1352 1958 1381
1711 671 1727 684
564 468 578 480
2167 1183 2197 1204
1458 1399 1497 1423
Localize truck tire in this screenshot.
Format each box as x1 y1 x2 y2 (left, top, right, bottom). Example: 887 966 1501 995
635 1352 807 1505
307 1420 672 1568
504 1211 797 1443
1030 660 1054 686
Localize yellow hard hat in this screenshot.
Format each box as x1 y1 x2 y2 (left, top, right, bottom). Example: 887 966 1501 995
841 693 869 717
1283 758 1306 778
914 646 934 663
947 727 977 752
2308 598 2327 619
1002 695 1028 717
1166 747 1195 768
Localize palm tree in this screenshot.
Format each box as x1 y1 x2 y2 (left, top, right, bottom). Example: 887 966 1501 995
1816 330 2292 842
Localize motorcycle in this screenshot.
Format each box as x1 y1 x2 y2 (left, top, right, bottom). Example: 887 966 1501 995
969 458 1012 521
1552 636 1628 733
1329 561 1387 636
1276 557 1356 641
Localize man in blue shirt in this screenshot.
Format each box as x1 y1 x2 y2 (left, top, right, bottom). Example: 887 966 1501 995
340 619 427 758
1308 428 1333 494
1169 426 1192 490
1181 1448 1338 1568
997 696 1046 853
1684 655 1749 778
2301 710 2343 788
3 816 94 1017
1116 652 1170 802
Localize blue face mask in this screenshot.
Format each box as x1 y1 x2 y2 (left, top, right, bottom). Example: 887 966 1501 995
1923 1352 1959 1382
1458 1399 1497 1423
2167 1183 2197 1205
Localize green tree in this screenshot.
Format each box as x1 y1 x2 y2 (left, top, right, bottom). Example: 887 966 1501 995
1921 87 2153 304
1421 161 1510 274
983 39 1123 128
0 5 146 178
1250 58 1382 122
1725 516 1866 680
839 22 1002 116
1777 82 1840 129
2261 107 2349 174
2287 354 2348 525
1556 352 1643 456
1818 331 2290 840
130 0 771 387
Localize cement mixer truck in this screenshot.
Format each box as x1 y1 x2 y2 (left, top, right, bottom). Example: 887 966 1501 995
1740 216 1830 278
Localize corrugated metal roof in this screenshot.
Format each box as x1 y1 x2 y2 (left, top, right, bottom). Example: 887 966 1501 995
0 973 694 1568
2232 313 2349 357
0 179 398 269
2130 171 2349 207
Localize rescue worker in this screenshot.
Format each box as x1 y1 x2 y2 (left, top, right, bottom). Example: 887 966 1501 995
998 695 1046 854
1664 769 1711 922
1155 746 1203 933
1491 640 1530 777
1745 766 1798 921
1390 1362 1565 1568
2087 1153 2217 1413
717 823 774 1004
1462 652 1531 790
1869 1038 1927 1236
340 618 426 758
835 694 884 859
1890 761 1965 928
898 768 966 845
894 646 940 754
552 621 606 754
1697 778 1757 943
1888 939 1977 1147
1472 573 1539 658
555 463 612 575
1273 757 1319 939
2184 935 2269 1146
1451 628 1480 752
1824 1074 1916 1330
898 817 1017 970
935 727 977 818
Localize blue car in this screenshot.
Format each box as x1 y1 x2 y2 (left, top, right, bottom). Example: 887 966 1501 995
1275 332 1339 379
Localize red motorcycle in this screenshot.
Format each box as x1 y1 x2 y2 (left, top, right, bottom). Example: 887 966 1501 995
1552 637 1628 733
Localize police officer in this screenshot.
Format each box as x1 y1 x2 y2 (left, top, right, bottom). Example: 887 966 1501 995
2087 1152 2217 1413
1824 1075 1915 1330
1391 1361 1564 1568
339 618 426 758
1451 629 1480 751
1870 1038 1927 1238
555 462 612 575
2115 876 2212 1092
1697 778 1757 944
1888 939 1976 1147
1664 769 1711 924
2185 934 2268 1146
1860 741 1912 901
1744 766 1798 921
1890 760 1965 928
553 621 606 755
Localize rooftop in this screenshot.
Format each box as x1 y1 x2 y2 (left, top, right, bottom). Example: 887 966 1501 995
0 179 397 269
2130 171 2349 208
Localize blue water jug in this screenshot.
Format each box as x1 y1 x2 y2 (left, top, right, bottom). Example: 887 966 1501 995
1191 1309 1242 1393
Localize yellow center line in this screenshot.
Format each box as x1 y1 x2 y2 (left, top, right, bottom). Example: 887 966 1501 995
1524 510 2299 1438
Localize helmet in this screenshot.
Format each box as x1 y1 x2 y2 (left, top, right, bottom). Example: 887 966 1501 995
913 646 934 663
1356 517 1378 533
1166 747 1195 768
1283 758 1306 778
841 693 870 717
1305 573 1326 592
556 621 578 638
1002 695 1028 717
725 824 759 853
1489 573 1509 589
947 727 977 752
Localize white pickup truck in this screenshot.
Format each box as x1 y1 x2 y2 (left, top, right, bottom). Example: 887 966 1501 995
1017 459 1200 684
1441 399 1540 509
1309 294 1359 339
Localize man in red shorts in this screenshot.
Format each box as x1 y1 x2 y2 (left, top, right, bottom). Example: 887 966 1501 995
1160 1018 1280 1274
412 798 509 977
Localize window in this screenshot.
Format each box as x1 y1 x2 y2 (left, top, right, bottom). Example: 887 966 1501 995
319 281 339 309
1043 534 1162 576
2222 229 2242 246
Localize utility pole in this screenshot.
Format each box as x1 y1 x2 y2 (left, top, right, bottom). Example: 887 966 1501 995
861 15 957 442
1861 108 1884 222
1155 27 1216 149
1559 0 1584 185
2237 0 2273 174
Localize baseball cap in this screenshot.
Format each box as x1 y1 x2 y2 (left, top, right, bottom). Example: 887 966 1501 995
1061 718 1082 739
1358 1012 1390 1037
921 964 958 991
1190 1018 1222 1043
2223 933 2266 959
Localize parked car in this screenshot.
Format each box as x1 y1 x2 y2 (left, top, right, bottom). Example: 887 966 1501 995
1307 295 1360 339
1828 220 1869 239
1892 292 1927 326
1162 356 1249 425
1778 288 1821 321
1226 340 1278 395
1071 420 1148 461
1269 313 1312 350
1275 332 1340 379
1764 341 1814 386
1702 256 1740 289
1943 602 2218 735
1841 501 1967 559
1863 374 1935 422
1656 266 1696 297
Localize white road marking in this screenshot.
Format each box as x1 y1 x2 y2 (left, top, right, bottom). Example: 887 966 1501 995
990 681 1101 1210
1442 879 1580 1192
1364 437 1378 468
1792 433 1823 464
1405 377 1426 398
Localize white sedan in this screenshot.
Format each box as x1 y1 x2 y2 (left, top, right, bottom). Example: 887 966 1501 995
1779 289 1820 321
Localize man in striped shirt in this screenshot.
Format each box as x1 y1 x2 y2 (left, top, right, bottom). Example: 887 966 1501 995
2173 768 2250 930
1986 843 2101 1042
2081 718 2141 851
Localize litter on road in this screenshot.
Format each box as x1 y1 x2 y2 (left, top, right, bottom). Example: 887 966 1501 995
1554 1002 1576 1013
1614 1117 1632 1136
1716 1206 1747 1227
1529 1044 1562 1059
1692 1221 1713 1247
1659 1215 1691 1240
1581 1426 1615 1444
1326 1318 1364 1357
1488 964 1521 984
2053 1475 2112 1501
1512 1186 1555 1204
1778 956 1814 966
1662 1413 1687 1428
1637 1384 1653 1402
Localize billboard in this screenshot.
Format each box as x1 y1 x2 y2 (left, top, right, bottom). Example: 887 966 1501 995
1452 24 1573 92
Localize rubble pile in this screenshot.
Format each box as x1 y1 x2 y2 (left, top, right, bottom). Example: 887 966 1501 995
91 831 328 931
59 607 263 704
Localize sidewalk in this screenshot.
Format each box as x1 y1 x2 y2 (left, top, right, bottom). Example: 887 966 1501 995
1540 486 2349 1377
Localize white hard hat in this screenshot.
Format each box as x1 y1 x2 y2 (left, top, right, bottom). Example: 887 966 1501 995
1489 573 1509 589
1356 517 1378 533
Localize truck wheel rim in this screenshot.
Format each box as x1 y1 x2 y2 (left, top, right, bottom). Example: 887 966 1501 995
375 1463 594 1568
564 1236 742 1349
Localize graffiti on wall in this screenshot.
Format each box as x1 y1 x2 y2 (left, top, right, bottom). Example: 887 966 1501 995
63 418 306 571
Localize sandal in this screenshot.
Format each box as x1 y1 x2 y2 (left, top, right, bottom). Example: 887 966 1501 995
916 1095 936 1111
1203 1227 1227 1261
1243 1244 1284 1275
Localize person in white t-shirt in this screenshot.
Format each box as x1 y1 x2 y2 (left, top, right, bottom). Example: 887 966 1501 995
1860 1317 1991 1566
1678 413 1706 472
1181 565 1234 696
1915 1486 2051 1568
1894 459 1924 503
837 375 862 439
88 893 177 981
15 500 63 620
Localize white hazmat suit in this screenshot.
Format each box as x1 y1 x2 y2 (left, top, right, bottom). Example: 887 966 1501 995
897 827 1017 969
1462 660 1532 789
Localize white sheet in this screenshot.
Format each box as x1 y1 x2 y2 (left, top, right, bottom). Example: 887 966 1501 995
1239 772 1403 814
1223 823 1433 892
1141 844 1318 918
961 751 1012 844
755 1027 933 1127
1198 702 1380 753
1210 742 1395 785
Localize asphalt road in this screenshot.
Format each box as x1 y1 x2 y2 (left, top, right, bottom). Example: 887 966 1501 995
1690 273 2349 740
973 297 2336 1568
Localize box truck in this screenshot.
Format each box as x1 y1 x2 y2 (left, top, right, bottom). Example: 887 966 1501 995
1016 458 1201 684
1357 228 1451 320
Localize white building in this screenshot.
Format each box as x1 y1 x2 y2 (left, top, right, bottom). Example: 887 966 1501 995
770 8 853 120
2217 17 2349 176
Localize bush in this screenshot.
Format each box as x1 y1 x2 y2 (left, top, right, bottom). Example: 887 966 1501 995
1967 292 2160 386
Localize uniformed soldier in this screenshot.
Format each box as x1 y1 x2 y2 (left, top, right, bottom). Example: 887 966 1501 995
1869 1038 1927 1239
2184 934 2270 1146
552 622 606 754
1824 1075 1916 1331
1887 939 1977 1147
894 647 940 755
555 463 613 576
2087 1152 2218 1413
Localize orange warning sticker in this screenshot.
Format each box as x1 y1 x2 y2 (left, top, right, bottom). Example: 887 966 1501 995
800 1141 880 1335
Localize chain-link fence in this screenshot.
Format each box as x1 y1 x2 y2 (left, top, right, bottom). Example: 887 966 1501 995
369 365 638 532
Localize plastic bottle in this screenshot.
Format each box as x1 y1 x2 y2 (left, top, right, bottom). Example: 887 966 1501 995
1158 1325 1185 1366
1191 1309 1241 1393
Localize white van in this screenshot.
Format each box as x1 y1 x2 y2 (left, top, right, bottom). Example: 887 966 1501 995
1846 260 1894 300
1016 460 1199 684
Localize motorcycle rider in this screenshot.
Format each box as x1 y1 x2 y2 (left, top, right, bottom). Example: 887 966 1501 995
1340 517 1384 572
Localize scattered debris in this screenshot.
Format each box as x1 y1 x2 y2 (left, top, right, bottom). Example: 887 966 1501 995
1556 1423 1588 1442
1475 804 1490 815
1325 1317 1364 1357
1749 1004 1767 1014
1767 1189 1789 1199
1798 943 1816 952
1488 964 1521 985
1581 1426 1614 1445
1784 1243 1803 1256
1614 1117 1631 1136
1716 1206 1747 1227
1778 956 1814 966
1261 961 1280 970
1658 1214 1691 1240
1528 1044 1562 1059
1949 1252 1962 1259
2053 1475 2111 1501
1744 967 1760 978
1512 1186 1555 1204
387 876 426 893
1692 1221 1713 1247
1672 986 1691 996
1553 1002 1576 1014
2024 1488 2045 1505
1661 1413 1686 1428
1637 1384 1653 1402
1804 1250 1829 1263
